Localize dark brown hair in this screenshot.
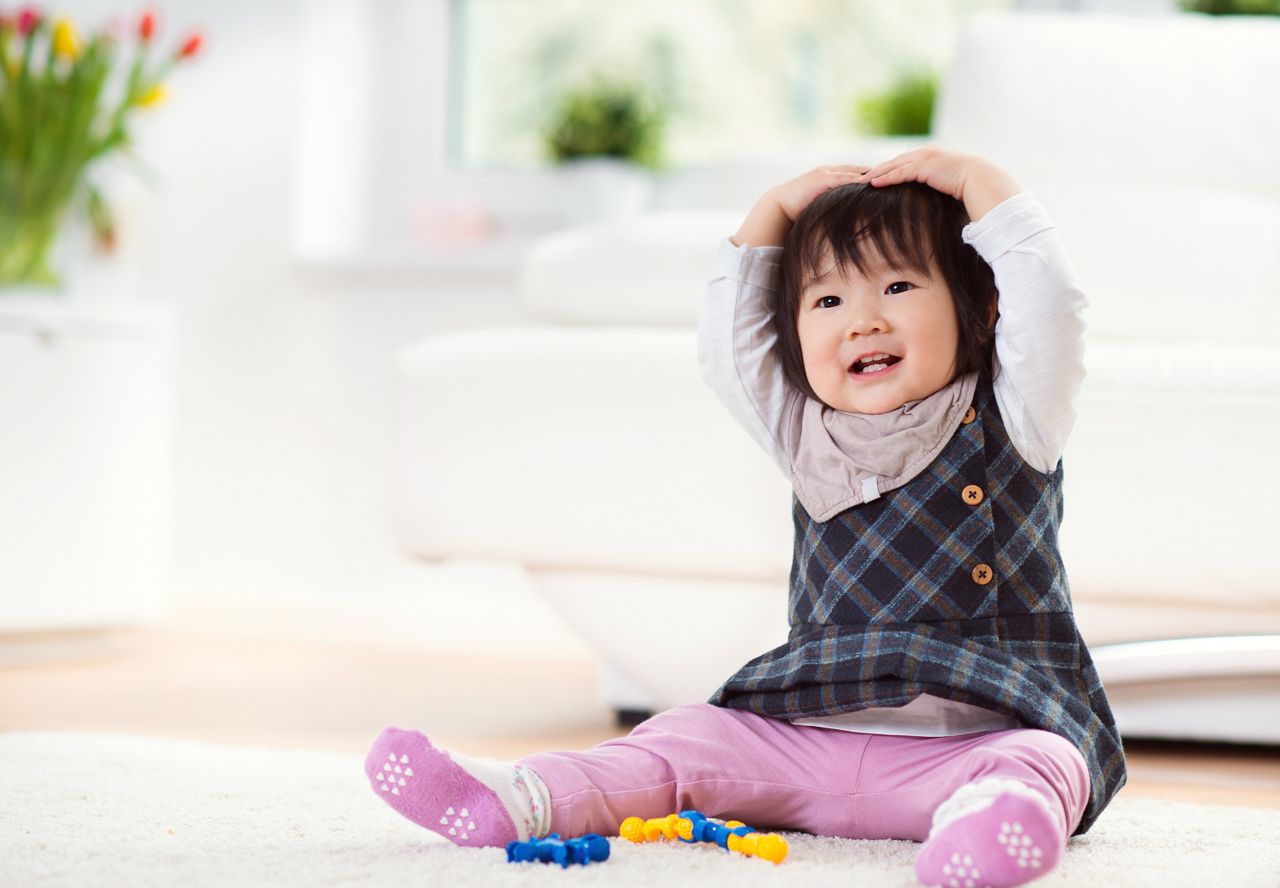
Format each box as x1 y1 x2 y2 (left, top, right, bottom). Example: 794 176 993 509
773 181 998 405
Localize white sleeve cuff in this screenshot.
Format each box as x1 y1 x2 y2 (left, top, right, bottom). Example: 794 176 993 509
711 237 785 290
961 191 1055 261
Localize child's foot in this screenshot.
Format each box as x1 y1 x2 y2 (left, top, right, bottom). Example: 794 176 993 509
915 790 1063 888
364 726 546 847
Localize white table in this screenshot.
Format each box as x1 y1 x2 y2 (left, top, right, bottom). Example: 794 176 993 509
0 295 174 631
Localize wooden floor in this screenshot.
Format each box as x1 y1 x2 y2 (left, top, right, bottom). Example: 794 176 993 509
2 614 1279 812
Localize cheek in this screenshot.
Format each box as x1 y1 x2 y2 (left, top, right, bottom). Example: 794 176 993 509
921 303 960 348
802 340 839 373
800 348 827 382
796 323 826 365
933 311 962 373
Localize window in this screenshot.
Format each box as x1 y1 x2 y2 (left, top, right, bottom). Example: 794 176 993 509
293 0 1017 265
449 0 1016 169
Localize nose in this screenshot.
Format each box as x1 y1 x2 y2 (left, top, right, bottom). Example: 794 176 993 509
844 293 888 337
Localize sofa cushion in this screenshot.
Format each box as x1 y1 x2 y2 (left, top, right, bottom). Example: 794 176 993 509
935 11 1280 192
1025 178 1280 344
934 11 1280 345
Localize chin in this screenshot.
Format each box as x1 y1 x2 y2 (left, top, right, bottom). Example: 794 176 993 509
817 393 900 415
812 376 912 414
856 399 906 415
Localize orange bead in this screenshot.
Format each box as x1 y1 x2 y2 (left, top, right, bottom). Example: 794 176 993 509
618 816 646 843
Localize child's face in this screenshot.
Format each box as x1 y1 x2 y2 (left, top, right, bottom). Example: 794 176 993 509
796 244 960 415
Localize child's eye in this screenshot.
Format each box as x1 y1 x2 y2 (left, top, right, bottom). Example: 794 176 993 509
887 281 914 295
816 295 841 308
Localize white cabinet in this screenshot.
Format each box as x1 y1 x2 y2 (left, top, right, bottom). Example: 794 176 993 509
0 296 174 630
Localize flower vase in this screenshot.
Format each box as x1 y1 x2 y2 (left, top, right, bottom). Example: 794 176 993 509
557 157 654 228
0 208 73 292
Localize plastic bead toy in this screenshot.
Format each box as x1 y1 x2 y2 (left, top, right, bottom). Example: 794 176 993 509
618 809 788 863
505 832 610 867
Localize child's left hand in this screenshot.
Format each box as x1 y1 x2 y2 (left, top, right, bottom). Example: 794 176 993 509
862 145 984 201
863 145 1022 222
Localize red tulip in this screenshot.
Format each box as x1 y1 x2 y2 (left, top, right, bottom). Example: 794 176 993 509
139 7 156 42
177 31 201 59
17 6 41 36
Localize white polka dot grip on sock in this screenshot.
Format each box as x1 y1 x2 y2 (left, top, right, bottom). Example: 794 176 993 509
916 785 1064 888
364 726 542 847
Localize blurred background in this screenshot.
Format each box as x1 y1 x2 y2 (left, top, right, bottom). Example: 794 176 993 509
2 0 1278 808
0 0 1030 655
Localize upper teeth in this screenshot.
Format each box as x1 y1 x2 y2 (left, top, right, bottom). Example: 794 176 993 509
859 353 892 364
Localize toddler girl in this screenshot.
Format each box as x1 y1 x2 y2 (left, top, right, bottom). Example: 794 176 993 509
365 147 1127 887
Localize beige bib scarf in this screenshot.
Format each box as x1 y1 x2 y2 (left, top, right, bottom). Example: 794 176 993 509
786 370 979 522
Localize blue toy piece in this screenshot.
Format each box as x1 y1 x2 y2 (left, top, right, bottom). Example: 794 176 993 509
677 810 754 849
506 832 610 867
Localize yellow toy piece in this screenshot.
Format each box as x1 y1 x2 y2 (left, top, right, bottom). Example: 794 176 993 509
619 814 684 843
617 811 788 863
726 830 789 863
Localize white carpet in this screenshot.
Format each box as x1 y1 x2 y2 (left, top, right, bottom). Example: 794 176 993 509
2 731 1278 888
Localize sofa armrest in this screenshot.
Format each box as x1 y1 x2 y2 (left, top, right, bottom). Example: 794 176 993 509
394 326 793 580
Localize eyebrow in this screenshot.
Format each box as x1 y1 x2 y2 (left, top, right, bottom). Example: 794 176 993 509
804 259 903 292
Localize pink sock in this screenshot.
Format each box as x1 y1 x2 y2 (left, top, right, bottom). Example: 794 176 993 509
915 785 1064 888
365 726 524 848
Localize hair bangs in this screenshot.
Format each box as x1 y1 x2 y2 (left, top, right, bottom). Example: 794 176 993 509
793 184 939 296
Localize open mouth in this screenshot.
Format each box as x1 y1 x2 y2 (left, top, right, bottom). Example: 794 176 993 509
849 354 903 376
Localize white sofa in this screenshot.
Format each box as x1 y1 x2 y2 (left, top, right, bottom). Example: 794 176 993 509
395 9 1280 744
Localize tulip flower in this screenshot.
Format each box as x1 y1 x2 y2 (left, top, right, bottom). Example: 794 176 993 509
139 8 156 42
177 31 201 59
52 17 81 60
17 6 40 36
137 83 167 107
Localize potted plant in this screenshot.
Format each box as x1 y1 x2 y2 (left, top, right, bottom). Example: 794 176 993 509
1178 0 1280 12
0 5 204 291
847 66 937 166
541 75 666 226
852 66 938 138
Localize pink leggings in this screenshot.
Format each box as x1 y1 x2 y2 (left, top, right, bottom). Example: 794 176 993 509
520 703 1091 843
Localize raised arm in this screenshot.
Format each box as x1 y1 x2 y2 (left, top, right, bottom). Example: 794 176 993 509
960 192 1089 473
698 166 870 474
865 146 1088 471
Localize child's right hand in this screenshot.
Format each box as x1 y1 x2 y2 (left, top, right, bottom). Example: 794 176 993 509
731 164 870 248
770 164 871 222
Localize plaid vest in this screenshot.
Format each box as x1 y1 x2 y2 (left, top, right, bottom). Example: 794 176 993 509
708 370 1127 836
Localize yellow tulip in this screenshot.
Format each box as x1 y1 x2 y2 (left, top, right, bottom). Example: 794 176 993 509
138 84 168 107
52 18 81 60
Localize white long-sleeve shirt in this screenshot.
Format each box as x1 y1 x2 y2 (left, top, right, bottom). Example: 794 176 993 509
698 190 1090 736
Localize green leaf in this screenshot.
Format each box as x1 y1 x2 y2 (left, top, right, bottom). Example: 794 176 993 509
542 75 667 171
853 68 938 137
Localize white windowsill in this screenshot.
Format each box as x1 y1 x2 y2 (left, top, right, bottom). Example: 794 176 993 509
292 223 560 289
